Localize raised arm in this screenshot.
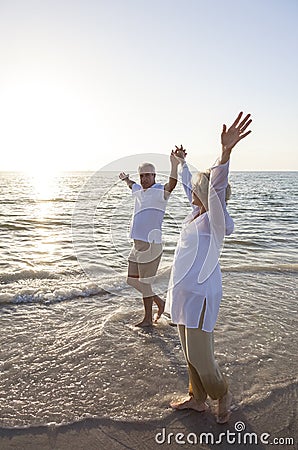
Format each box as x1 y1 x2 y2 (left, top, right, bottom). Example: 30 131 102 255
173 145 194 207
208 111 252 236
198 112 252 284
119 172 136 190
181 163 193 206
164 150 179 197
198 112 252 283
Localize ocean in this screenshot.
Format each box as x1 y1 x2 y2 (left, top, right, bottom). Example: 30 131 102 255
0 170 297 430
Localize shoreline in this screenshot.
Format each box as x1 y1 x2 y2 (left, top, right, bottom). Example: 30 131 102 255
1 382 297 450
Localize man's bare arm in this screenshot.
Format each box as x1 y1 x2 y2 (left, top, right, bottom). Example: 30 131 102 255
164 150 180 195
164 145 187 197
119 172 136 190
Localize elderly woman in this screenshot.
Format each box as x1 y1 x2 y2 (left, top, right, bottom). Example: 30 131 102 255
165 112 252 423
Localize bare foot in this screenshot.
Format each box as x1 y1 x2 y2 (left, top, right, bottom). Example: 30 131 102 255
170 396 208 412
135 320 153 327
153 296 165 323
217 391 232 424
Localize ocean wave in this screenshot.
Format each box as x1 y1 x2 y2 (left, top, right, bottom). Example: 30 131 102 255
1 223 34 231
0 282 109 306
0 266 129 306
0 197 75 205
0 269 58 283
162 263 298 275
1 261 296 291
0 268 82 284
226 239 269 248
222 263 298 274
33 198 75 203
2 219 71 230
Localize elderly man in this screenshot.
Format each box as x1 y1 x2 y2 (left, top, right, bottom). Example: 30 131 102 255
119 151 180 327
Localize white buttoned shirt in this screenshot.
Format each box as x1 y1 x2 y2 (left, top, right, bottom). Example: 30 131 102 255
129 183 168 244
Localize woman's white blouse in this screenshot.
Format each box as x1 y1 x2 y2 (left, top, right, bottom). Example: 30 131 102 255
165 160 234 332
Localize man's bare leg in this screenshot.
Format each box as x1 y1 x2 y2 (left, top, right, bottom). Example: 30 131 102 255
135 296 154 327
170 395 208 412
153 295 165 322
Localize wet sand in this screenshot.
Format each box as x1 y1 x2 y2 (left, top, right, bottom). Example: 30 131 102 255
1 381 297 450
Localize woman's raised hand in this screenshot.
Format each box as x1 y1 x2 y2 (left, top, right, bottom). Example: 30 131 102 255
220 112 252 164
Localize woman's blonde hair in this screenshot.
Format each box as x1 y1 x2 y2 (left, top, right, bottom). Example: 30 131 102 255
192 170 231 207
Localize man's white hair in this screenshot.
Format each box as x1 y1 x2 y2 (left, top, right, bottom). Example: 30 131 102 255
138 162 156 174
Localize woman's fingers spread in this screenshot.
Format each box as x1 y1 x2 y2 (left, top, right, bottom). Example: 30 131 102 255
231 112 243 128
239 118 252 133
238 114 251 129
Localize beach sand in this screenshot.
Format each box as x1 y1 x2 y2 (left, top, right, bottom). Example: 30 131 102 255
1 382 297 450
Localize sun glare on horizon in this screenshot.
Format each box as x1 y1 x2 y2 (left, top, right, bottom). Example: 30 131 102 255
24 169 61 202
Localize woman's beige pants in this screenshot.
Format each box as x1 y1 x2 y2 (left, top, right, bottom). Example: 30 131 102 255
177 307 228 402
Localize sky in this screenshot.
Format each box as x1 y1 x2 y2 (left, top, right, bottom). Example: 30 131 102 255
0 0 297 173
